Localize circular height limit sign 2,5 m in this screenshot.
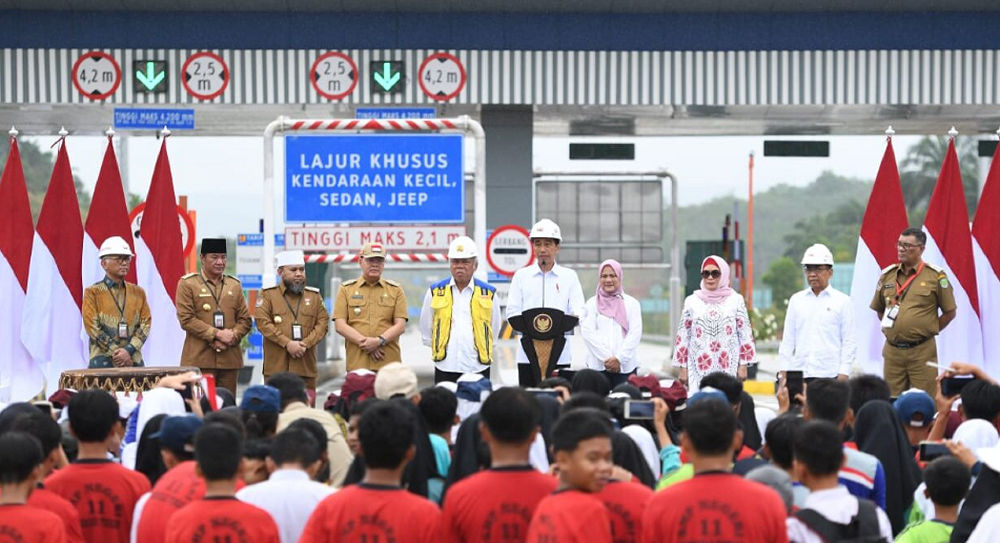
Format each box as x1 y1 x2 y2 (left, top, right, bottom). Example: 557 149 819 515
311 52 358 100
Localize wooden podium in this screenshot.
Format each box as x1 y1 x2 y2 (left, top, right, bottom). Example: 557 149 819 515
507 307 579 387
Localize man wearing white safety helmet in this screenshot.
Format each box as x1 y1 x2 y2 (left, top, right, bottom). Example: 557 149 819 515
82 236 152 368
506 219 585 386
778 243 856 381
420 236 502 383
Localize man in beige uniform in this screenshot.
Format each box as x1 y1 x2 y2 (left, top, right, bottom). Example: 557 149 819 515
871 228 957 396
255 250 329 396
176 237 252 393
333 243 407 371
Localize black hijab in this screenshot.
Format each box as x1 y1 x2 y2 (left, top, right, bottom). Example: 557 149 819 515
951 466 1000 542
612 430 656 488
853 400 921 534
135 413 168 486
536 395 561 463
738 391 763 451
444 413 491 493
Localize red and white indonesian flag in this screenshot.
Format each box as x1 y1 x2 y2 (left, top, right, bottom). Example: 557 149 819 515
20 139 87 392
850 139 909 375
136 140 185 366
83 136 136 287
922 138 983 368
973 142 1000 376
0 137 41 401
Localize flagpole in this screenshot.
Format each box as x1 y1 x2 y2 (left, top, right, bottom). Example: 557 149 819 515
746 151 754 310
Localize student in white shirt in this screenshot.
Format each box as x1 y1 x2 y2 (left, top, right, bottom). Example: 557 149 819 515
236 426 334 543
505 219 585 386
581 259 642 388
786 420 893 543
778 244 856 381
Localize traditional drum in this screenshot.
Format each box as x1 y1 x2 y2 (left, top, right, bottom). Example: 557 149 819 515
59 366 201 394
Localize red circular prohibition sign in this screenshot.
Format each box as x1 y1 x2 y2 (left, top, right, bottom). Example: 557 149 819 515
418 52 467 101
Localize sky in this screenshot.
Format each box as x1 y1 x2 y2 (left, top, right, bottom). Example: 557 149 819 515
25 132 931 240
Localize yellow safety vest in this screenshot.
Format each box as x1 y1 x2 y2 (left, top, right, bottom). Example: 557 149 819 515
430 278 495 365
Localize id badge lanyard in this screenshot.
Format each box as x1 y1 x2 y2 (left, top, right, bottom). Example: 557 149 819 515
201 275 226 328
106 284 129 339
282 293 304 341
883 262 925 328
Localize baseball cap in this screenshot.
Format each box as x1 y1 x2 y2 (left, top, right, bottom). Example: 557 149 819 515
893 388 935 427
686 387 728 408
240 385 281 413
374 362 418 400
151 415 203 454
359 243 387 259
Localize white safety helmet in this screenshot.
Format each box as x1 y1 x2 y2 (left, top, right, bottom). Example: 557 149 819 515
529 218 562 241
801 243 834 266
98 236 133 258
447 236 478 259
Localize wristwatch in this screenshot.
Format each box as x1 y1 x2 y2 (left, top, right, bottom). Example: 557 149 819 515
377 335 387 347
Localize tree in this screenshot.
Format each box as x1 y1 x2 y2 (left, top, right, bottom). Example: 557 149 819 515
899 135 979 223
761 256 802 310
782 200 864 262
0 138 91 220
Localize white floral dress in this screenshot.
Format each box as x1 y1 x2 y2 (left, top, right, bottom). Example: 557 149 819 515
672 292 757 392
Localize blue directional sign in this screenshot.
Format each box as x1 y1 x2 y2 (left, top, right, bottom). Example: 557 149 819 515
285 135 464 224
113 108 195 130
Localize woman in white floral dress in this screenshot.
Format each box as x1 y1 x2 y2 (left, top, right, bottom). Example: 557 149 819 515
672 255 757 391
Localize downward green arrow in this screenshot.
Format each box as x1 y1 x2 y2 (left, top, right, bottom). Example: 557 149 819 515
136 61 165 90
373 62 401 91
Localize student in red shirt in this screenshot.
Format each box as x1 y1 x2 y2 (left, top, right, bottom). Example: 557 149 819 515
131 415 204 543
300 400 442 543
45 389 151 543
0 407 85 543
526 408 615 543
442 387 558 542
0 431 68 542
164 423 280 543
642 396 789 543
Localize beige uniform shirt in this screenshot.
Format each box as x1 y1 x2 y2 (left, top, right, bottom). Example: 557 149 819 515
255 283 329 379
175 272 252 369
333 277 407 371
870 262 957 344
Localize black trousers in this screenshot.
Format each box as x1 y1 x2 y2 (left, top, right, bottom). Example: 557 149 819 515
603 370 637 389
434 367 490 384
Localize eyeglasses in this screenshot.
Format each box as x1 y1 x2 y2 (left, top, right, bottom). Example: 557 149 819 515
106 256 132 263
897 242 923 250
701 270 722 279
803 265 831 273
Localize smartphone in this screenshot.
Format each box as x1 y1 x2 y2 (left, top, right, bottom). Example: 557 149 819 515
785 371 805 407
941 376 976 397
624 399 655 420
918 441 951 462
525 388 560 400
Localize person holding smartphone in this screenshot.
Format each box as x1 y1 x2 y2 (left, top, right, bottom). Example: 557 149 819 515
778 244 855 383
671 255 757 391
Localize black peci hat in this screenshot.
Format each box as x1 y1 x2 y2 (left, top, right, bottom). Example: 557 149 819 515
200 238 227 255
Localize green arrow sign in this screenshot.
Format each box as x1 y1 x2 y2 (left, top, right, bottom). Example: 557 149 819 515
134 60 168 93
370 61 405 94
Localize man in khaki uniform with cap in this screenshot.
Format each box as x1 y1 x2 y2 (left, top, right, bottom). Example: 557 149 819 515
871 227 957 396
333 243 407 371
176 237 252 393
255 249 329 397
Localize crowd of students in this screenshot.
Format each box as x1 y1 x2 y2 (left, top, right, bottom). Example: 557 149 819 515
1 361 1000 543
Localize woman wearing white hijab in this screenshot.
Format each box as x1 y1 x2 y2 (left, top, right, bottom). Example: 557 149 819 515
671 256 757 391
